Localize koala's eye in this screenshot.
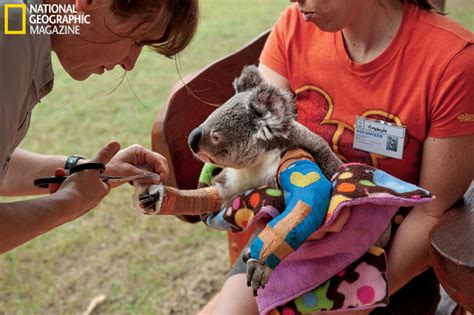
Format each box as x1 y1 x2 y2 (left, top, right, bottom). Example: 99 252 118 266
210 130 221 145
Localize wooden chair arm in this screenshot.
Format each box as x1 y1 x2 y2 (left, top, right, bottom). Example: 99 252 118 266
429 184 474 312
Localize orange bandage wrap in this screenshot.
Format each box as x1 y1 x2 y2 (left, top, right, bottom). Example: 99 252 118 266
158 186 223 216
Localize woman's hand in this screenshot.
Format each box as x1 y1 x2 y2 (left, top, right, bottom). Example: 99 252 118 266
52 142 120 220
105 144 169 188
0 142 120 254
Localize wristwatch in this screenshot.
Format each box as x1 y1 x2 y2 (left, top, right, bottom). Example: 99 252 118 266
64 155 85 170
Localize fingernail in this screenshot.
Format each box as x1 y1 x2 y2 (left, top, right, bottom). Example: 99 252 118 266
151 174 162 184
109 142 120 151
49 183 60 194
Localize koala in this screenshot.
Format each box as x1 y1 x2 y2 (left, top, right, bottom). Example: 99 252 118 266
187 65 343 202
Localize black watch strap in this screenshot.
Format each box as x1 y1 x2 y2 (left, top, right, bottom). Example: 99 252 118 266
65 155 85 170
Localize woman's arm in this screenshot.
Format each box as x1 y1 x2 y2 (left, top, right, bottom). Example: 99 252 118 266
387 134 474 295
0 148 67 196
0 189 99 254
259 63 290 89
321 135 473 315
0 143 169 254
0 143 119 254
0 144 169 196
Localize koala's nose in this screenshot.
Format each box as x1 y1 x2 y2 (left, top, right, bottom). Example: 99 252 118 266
188 127 203 153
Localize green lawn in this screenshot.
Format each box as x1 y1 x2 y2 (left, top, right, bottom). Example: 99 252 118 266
1 1 472 314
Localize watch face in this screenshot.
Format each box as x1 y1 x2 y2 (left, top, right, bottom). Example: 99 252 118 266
65 155 85 169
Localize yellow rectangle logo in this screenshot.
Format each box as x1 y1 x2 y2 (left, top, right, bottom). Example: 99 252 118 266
4 4 26 35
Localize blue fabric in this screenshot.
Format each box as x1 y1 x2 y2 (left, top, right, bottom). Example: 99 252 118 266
251 159 332 269
204 208 235 231
372 169 430 194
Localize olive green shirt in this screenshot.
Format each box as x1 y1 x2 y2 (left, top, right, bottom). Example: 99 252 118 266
0 0 54 181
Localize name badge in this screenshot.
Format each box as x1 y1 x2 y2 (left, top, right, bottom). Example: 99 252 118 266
353 116 406 159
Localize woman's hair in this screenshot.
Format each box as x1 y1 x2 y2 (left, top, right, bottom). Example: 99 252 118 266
109 0 199 58
401 0 444 12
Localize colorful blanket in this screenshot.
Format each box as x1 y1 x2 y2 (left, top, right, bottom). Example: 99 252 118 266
205 163 432 314
273 246 388 314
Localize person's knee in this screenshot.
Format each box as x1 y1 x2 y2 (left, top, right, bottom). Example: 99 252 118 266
212 274 258 315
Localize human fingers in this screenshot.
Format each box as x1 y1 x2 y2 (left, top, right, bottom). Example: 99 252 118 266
60 142 121 200
54 169 110 219
83 142 122 189
115 163 162 186
134 146 169 183
106 145 168 185
48 168 66 194
90 142 121 166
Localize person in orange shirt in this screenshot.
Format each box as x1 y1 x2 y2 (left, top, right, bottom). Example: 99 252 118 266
210 0 474 314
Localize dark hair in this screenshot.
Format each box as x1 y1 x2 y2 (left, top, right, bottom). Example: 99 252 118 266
402 0 445 12
109 0 199 58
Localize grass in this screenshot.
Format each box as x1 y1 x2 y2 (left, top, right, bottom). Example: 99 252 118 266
0 1 472 314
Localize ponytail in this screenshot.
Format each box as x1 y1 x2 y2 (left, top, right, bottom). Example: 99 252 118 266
401 0 445 13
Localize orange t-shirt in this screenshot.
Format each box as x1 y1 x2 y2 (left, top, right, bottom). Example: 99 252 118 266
260 3 474 184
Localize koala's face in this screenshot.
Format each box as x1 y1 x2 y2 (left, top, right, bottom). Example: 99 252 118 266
188 65 295 169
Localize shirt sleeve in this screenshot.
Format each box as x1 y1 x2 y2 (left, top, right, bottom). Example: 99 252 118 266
259 6 294 79
0 3 34 181
428 44 474 138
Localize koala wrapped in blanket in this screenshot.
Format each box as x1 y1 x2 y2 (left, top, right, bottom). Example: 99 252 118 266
134 65 345 295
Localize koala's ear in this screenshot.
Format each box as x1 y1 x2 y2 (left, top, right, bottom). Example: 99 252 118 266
233 65 264 93
249 86 296 140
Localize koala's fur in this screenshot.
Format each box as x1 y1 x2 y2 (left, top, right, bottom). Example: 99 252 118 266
189 65 343 201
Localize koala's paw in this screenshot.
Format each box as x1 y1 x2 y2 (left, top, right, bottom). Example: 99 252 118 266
244 255 272 296
133 183 164 215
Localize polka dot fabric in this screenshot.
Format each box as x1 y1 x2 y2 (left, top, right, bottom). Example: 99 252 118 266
221 187 286 232
273 247 388 314
324 163 432 224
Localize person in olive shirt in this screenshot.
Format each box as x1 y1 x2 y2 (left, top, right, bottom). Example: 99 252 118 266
0 0 198 254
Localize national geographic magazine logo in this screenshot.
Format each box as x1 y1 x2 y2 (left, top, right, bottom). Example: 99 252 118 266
4 3 90 35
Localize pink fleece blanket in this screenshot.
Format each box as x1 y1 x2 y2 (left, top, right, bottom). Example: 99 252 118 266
255 163 432 314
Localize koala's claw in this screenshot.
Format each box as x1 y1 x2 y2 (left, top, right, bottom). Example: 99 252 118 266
246 258 272 296
138 193 160 210
133 183 164 215
242 250 251 263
